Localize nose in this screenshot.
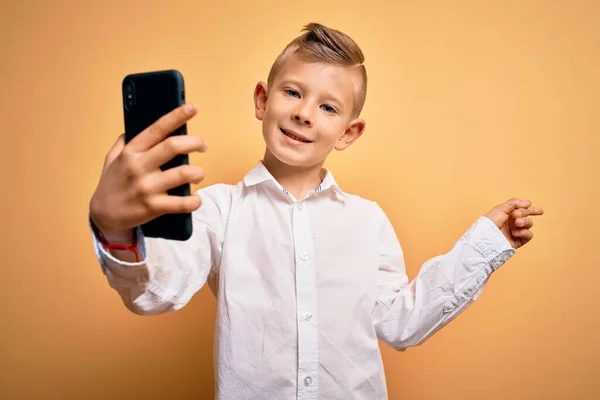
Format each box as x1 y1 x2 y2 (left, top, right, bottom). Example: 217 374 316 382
292 106 312 127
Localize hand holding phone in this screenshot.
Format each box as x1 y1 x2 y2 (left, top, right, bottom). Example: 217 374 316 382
89 72 207 241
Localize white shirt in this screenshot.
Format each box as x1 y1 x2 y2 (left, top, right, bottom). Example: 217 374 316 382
91 161 515 400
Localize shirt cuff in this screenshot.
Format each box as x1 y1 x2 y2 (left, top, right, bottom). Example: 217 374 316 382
89 217 147 267
466 216 515 270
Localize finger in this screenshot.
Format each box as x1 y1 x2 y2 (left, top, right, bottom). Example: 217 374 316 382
103 134 125 172
140 135 208 171
512 228 533 241
511 207 529 219
498 198 531 215
515 217 534 229
144 164 206 194
528 206 544 216
147 193 203 215
128 104 198 152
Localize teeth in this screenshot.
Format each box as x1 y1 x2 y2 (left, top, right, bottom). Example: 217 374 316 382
290 134 308 142
282 129 310 143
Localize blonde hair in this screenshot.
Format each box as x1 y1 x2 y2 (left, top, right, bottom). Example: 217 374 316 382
267 22 367 117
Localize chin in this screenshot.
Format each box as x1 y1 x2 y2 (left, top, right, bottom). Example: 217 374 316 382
268 146 313 167
262 125 329 168
262 139 310 168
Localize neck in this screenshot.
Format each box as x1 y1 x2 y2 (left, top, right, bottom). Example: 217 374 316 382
262 149 325 199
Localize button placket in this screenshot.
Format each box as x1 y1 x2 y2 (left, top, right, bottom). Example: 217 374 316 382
292 198 319 398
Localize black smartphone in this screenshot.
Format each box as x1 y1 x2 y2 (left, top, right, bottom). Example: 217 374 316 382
122 69 193 241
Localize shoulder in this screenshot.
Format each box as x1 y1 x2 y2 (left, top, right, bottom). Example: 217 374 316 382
337 190 389 226
195 182 235 203
191 182 240 220
194 179 253 209
190 181 246 228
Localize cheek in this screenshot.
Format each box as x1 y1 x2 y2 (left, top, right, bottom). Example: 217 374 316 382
319 120 347 142
265 97 289 120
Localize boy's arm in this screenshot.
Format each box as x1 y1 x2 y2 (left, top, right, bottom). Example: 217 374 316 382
371 199 540 350
90 186 229 315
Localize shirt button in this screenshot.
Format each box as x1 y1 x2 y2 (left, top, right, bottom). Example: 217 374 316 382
304 376 312 386
303 311 312 321
297 202 304 210
300 252 309 261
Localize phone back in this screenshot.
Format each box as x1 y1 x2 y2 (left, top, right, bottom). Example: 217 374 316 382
122 69 192 241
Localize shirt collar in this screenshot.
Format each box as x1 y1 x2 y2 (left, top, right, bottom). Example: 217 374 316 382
243 161 347 200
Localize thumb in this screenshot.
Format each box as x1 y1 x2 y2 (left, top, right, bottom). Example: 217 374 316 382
102 134 125 172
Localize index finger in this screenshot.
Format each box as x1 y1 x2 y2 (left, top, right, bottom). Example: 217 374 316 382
128 104 198 152
528 206 544 216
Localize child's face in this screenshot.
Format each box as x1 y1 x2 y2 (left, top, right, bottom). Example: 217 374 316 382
254 54 365 168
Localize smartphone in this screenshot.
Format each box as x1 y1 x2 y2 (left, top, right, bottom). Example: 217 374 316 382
122 69 193 241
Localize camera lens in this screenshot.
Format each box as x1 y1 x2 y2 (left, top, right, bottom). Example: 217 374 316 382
123 79 136 111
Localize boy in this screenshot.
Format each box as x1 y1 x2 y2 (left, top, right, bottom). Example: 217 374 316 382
89 23 543 399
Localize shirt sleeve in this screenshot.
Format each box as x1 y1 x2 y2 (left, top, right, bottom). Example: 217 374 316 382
90 184 231 315
371 204 515 350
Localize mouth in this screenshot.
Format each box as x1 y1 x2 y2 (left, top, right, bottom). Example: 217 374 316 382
280 128 313 143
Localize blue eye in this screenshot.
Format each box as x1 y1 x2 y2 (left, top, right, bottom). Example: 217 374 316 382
321 104 336 114
285 89 300 98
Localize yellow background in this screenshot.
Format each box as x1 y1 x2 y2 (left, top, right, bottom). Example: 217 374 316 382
1 0 598 399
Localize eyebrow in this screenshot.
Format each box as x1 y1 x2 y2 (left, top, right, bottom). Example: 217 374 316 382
280 79 346 110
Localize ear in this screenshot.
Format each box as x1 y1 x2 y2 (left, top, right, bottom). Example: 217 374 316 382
254 81 268 121
335 118 366 151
